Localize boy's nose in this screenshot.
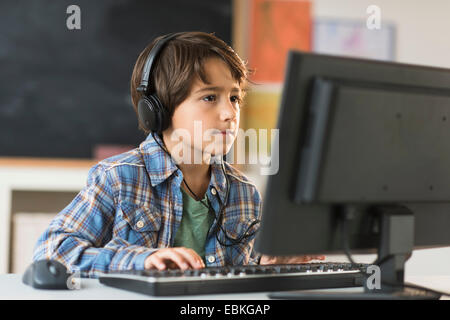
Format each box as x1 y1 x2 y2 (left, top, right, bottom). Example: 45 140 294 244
219 99 238 122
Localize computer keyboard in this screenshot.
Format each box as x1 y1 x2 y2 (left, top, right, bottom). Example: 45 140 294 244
99 262 368 296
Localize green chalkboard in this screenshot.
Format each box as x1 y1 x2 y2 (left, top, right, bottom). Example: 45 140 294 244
0 0 231 158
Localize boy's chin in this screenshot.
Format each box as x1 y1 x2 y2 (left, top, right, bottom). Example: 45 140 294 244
206 145 232 159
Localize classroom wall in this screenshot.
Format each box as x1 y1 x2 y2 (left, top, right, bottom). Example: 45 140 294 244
314 0 450 68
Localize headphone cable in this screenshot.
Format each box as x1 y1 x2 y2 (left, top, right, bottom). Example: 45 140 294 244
151 132 259 247
151 132 210 207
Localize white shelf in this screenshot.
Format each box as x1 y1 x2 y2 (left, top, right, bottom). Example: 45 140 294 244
0 158 95 274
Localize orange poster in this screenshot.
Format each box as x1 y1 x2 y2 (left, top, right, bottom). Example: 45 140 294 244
249 0 311 83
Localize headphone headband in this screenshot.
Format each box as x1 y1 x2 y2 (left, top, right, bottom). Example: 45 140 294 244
137 32 182 133
137 32 181 94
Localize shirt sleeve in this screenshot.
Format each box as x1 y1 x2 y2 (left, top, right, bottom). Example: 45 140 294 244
247 245 262 265
240 184 263 266
249 184 264 265
32 163 156 278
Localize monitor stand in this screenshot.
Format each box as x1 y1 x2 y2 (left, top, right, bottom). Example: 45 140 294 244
269 205 441 300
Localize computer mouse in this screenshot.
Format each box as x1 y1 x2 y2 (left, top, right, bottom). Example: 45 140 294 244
22 259 70 290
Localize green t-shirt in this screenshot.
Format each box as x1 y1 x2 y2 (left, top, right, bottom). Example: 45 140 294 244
173 187 215 262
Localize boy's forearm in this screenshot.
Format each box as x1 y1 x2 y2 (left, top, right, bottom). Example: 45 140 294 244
83 240 157 277
33 231 157 278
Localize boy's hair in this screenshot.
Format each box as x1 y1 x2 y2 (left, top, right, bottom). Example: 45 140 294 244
130 31 251 135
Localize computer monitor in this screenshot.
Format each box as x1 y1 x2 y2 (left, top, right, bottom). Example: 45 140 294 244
254 51 450 299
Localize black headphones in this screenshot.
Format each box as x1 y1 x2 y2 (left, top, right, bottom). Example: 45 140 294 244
137 32 181 133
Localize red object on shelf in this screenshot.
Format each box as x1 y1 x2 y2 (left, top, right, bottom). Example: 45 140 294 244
93 144 134 161
249 0 312 83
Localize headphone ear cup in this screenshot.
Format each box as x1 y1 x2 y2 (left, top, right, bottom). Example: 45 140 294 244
138 96 158 132
138 94 169 133
154 96 170 132
148 94 170 132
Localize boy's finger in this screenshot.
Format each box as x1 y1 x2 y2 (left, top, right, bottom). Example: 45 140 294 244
175 247 205 269
146 254 167 270
163 250 191 270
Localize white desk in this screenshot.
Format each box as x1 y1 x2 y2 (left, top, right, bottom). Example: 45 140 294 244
0 274 448 300
0 274 271 300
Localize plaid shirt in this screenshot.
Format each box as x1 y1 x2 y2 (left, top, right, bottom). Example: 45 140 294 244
33 133 262 277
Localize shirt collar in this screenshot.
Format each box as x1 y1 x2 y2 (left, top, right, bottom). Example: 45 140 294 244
139 133 178 187
139 133 229 202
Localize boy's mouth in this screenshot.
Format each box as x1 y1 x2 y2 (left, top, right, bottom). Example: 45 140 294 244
218 130 234 136
212 128 234 136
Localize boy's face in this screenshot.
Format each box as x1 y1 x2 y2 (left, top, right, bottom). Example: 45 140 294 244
164 57 242 163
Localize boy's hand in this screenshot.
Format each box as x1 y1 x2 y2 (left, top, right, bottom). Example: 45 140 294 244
144 247 205 270
259 254 326 265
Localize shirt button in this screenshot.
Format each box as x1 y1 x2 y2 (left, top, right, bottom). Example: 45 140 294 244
136 220 145 229
207 255 216 263
211 188 217 196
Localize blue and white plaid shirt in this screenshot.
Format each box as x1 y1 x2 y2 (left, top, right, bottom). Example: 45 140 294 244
33 133 262 277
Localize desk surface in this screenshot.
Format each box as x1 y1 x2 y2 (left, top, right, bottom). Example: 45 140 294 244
0 274 448 300
0 274 272 300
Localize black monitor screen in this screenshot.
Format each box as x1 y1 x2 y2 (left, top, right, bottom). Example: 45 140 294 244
254 51 450 257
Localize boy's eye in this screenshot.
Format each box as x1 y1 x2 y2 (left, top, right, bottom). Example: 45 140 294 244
231 95 242 104
202 95 216 102
202 94 242 104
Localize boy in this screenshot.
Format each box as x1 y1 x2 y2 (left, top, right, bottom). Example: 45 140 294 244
33 31 323 277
